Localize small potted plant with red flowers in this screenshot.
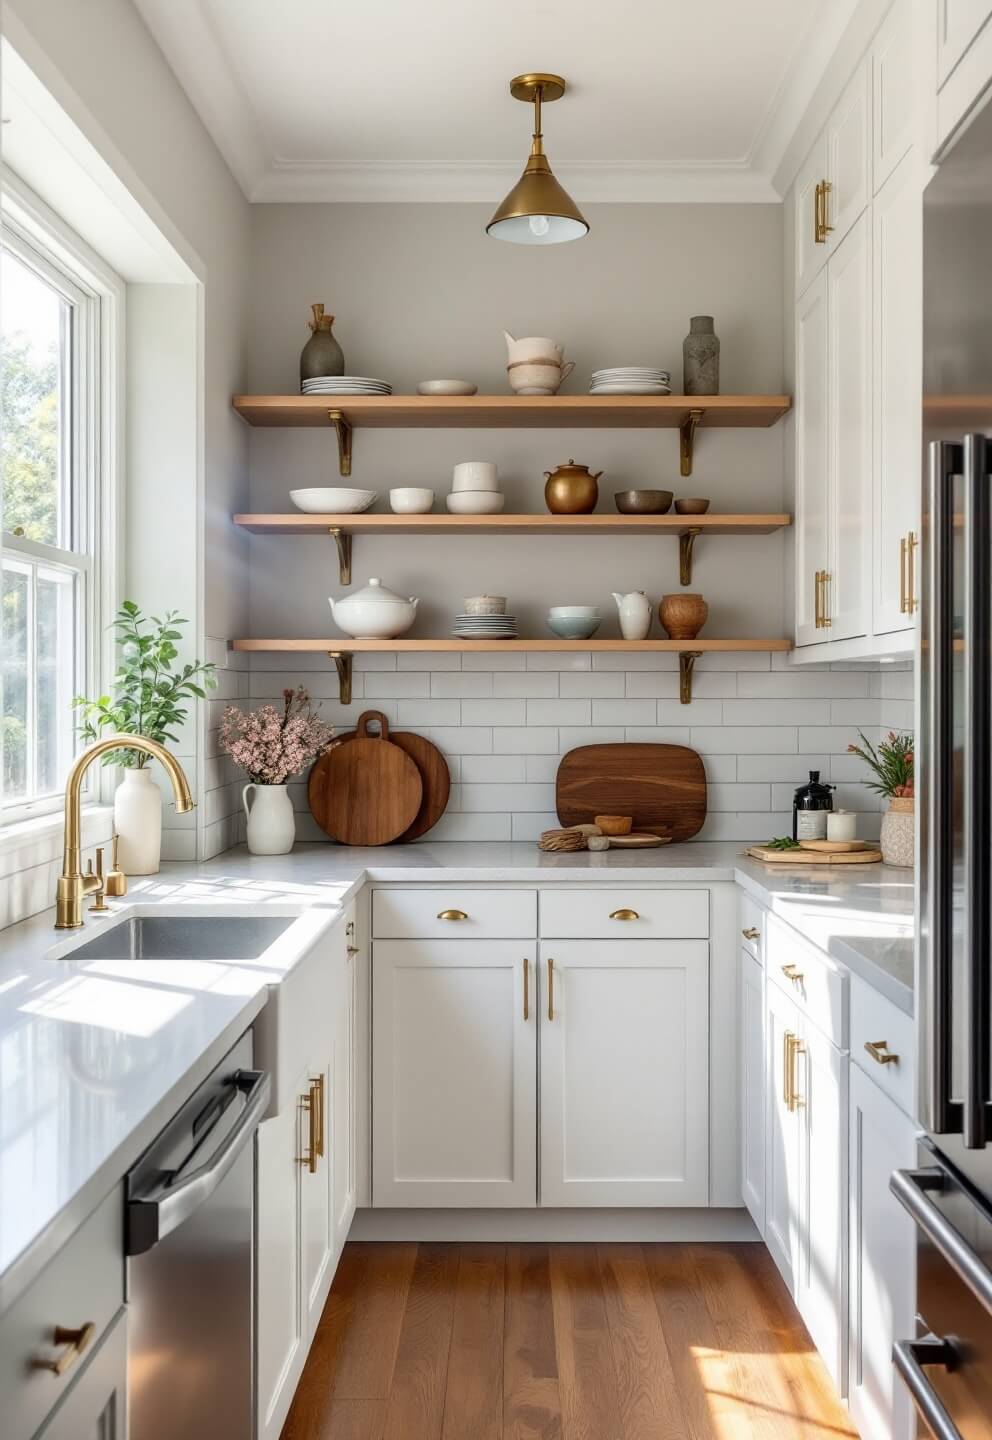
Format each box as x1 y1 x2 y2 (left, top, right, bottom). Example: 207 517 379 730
847 730 914 867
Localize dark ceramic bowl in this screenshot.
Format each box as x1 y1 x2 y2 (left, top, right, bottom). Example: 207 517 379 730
674 497 710 515
614 489 673 515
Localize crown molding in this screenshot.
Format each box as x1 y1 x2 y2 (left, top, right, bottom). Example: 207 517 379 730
249 158 781 204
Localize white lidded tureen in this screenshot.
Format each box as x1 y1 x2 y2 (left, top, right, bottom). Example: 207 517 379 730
328 577 419 639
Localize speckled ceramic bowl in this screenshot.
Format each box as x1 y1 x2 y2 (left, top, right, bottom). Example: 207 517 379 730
614 489 673 514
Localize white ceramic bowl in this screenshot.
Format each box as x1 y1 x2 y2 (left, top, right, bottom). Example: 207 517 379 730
417 380 478 396
464 595 507 615
508 363 563 396
291 487 377 514
549 605 601 618
446 491 505 515
452 461 499 493
389 487 434 514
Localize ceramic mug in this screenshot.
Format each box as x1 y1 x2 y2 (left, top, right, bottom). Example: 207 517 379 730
452 461 499 493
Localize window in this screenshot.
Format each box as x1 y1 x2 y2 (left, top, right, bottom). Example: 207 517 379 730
1 189 118 825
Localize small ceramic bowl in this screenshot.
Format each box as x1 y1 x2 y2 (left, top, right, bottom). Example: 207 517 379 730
614 489 673 514
389 487 434 514
549 605 599 618
290 487 377 514
594 814 633 836
446 491 505 515
464 595 507 616
547 614 602 640
674 497 710 515
417 380 478 396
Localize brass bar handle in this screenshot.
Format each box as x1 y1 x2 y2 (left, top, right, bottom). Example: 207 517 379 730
781 963 804 983
865 1039 899 1066
899 535 908 613
437 909 468 921
547 957 554 1021
34 1321 97 1376
814 180 833 243
346 921 359 955
742 926 760 941
609 908 640 921
907 531 918 612
300 1089 317 1174
523 957 530 1021
814 570 821 628
821 571 832 628
792 1037 807 1108
311 1074 325 1157
783 1031 794 1109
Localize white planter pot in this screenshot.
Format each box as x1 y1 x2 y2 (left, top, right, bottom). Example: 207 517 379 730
243 783 296 855
880 797 915 868
115 767 163 875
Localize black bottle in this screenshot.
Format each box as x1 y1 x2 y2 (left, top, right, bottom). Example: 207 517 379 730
792 769 835 841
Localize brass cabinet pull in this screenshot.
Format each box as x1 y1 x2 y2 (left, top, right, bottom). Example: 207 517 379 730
609 908 640 921
742 926 760 941
865 1039 899 1066
814 179 833 243
783 1031 795 1109
547 957 555 1021
346 921 359 956
899 536 908 613
523 957 530 1021
792 1036 807 1109
820 571 832 628
437 908 468 921
814 570 822 628
311 1074 325 1157
300 1088 317 1173
781 963 804 983
34 1322 97 1376
907 531 918 612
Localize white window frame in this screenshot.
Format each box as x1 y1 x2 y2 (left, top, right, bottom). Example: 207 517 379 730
1 169 123 832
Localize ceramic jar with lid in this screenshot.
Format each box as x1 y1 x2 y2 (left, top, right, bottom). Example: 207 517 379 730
544 459 603 514
328 577 419 639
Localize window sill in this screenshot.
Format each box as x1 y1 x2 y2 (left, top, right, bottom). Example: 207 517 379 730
0 805 114 872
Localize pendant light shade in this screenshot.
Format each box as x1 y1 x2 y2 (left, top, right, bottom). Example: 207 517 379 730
486 74 589 245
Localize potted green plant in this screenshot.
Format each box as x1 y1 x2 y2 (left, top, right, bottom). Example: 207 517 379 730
73 603 216 874
847 730 915 868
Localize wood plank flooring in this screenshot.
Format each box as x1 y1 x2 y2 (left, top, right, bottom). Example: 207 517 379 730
281 1242 857 1440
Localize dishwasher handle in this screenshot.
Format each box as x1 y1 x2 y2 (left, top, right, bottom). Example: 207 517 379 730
126 1068 270 1256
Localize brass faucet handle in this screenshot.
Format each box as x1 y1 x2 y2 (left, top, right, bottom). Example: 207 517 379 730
104 834 128 897
89 849 110 913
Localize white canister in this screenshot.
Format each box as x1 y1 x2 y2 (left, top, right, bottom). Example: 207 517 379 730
827 810 857 842
243 783 296 855
114 766 164 875
452 461 499 493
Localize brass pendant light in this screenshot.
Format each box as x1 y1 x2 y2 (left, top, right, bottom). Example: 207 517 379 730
486 73 589 245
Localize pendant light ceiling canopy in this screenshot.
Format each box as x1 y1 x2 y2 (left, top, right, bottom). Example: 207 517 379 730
486 73 589 245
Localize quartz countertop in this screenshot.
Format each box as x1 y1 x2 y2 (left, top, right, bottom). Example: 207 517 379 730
0 840 914 1309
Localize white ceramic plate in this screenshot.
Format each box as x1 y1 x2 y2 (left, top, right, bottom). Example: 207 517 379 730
589 383 672 395
417 380 478 396
290 488 378 513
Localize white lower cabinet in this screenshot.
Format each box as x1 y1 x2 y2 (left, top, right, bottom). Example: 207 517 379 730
765 978 803 1290
848 1063 918 1440
372 939 537 1206
36 1308 127 1440
739 947 765 1232
539 940 709 1207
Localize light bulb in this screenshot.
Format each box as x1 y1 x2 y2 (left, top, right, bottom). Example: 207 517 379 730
528 214 551 237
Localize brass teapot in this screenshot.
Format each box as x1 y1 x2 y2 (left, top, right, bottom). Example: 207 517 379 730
544 458 603 515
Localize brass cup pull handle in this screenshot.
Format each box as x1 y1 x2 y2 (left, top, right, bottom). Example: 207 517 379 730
865 1039 899 1066
742 926 760 941
547 957 555 1021
437 909 468 921
523 958 530 1021
300 1089 318 1174
781 964 804 982
609 908 640 921
35 1321 97 1377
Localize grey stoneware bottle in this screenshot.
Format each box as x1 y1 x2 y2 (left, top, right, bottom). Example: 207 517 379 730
300 303 345 386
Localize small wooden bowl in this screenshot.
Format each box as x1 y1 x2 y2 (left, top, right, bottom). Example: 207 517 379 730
674 497 710 515
594 814 633 836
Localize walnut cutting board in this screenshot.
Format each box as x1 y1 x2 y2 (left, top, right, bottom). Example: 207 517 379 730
746 844 882 865
556 743 706 842
308 712 423 846
311 711 450 843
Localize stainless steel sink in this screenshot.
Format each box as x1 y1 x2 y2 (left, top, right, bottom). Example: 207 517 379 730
64 914 295 962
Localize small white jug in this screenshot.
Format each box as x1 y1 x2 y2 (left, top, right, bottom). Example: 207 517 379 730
612 590 653 641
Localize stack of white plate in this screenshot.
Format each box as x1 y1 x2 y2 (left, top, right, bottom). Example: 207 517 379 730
453 613 518 639
301 376 392 396
590 367 671 396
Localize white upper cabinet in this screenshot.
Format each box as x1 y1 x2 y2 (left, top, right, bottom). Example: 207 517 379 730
826 211 872 642
937 0 992 83
794 271 830 647
795 134 830 298
873 1 916 190
826 60 871 246
872 148 922 638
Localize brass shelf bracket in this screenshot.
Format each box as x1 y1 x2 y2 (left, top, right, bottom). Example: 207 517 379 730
329 526 352 585
679 408 704 478
328 409 353 477
679 650 703 705
678 526 702 586
328 651 354 704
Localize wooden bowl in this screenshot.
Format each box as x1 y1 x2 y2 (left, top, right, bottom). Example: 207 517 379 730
659 592 708 640
594 814 633 836
674 497 710 515
614 489 673 515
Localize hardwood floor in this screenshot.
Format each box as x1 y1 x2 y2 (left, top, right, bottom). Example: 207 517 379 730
281 1242 857 1440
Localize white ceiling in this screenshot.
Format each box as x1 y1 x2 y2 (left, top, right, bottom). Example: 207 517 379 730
134 0 860 202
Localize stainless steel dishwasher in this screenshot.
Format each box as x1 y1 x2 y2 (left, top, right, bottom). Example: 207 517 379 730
125 1029 270 1440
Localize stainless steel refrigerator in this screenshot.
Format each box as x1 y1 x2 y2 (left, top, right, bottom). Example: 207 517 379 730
891 98 992 1439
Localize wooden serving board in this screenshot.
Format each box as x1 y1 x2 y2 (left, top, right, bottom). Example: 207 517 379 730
608 833 672 848
309 711 450 842
799 839 874 853
308 713 422 846
746 844 882 865
556 743 706 842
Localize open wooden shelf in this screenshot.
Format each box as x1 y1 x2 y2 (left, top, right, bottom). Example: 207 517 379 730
233 394 792 428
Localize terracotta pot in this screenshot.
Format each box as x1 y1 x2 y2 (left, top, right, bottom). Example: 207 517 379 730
659 592 708 640
880 795 914 868
544 459 603 515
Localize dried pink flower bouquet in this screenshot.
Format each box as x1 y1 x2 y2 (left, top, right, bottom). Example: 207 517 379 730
220 687 334 784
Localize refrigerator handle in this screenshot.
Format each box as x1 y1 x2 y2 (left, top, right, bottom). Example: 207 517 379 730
963 434 991 1149
924 440 960 1134
892 1338 964 1440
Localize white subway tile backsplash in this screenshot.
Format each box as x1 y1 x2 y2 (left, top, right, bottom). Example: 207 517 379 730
492 672 559 697
797 726 861 753
427 812 512 842
527 699 592 725
722 699 827 726
461 698 527 726
397 699 461 725
707 783 771 811
427 727 493 753
655 699 723 725
593 651 677 671
558 726 625 749
431 671 494 698
738 754 831 782
624 726 692 744
738 670 870 698
496 727 559 753
459 755 527 783
626 671 736 698
365 671 429 697
559 672 625 698
463 650 526 670
511 812 560 841
697 812 793 841
830 699 887 726
460 783 555 813
353 651 397 671
527 651 592 671
591 699 656 726
692 727 799 754
525 754 560 783
398 650 460 670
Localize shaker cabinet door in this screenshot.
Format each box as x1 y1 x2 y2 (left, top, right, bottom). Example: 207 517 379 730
372 940 537 1207
539 940 709 1207
256 1060 306 1440
740 948 766 1233
36 1310 127 1440
825 59 870 250
794 271 830 647
795 133 829 298
765 979 801 1291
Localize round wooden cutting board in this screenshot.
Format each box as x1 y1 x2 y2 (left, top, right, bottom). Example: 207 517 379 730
308 712 422 846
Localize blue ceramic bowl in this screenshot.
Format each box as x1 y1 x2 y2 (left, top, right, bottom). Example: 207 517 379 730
546 614 602 640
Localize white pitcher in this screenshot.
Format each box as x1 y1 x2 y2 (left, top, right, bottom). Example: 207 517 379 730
243 783 296 855
612 590 653 641
503 331 565 367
